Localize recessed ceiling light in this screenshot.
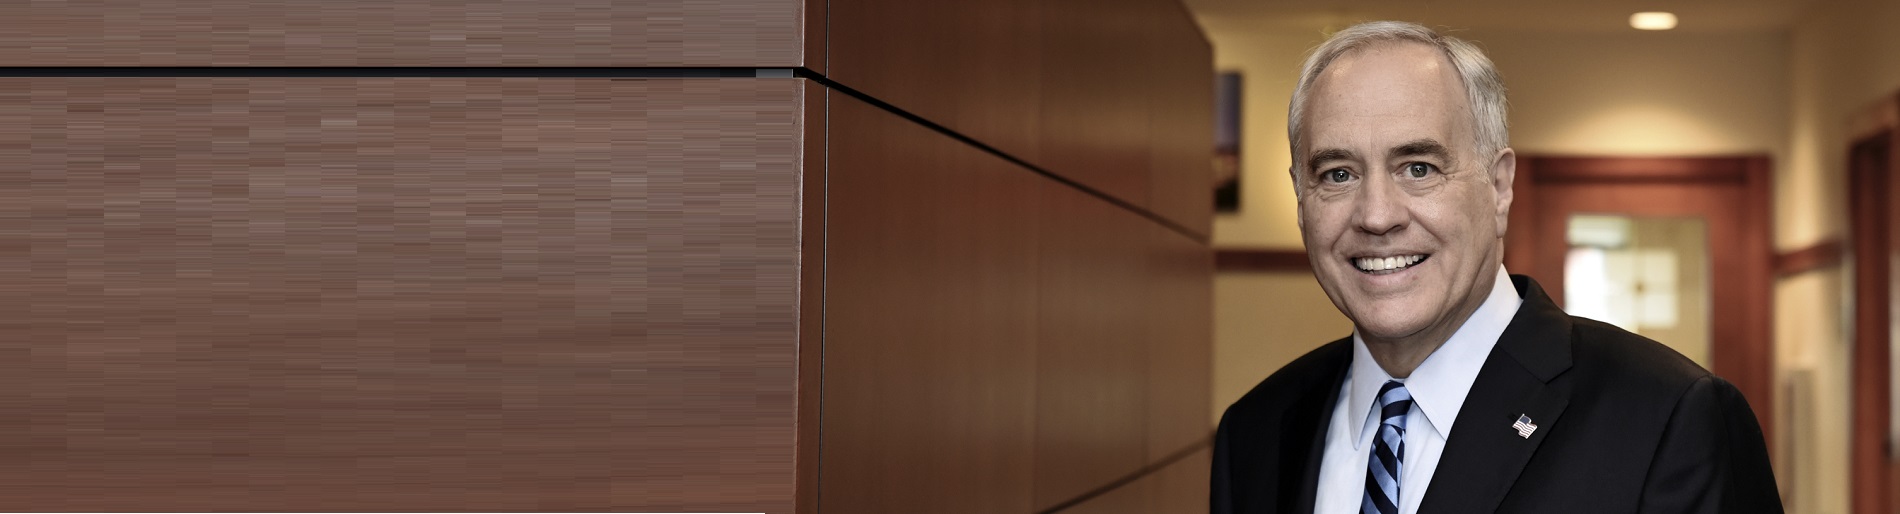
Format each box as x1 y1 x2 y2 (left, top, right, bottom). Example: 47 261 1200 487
1630 12 1678 30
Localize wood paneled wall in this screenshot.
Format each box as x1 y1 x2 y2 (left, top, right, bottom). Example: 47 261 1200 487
0 78 813 511
1034 180 1157 511
821 94 1043 514
826 0 1219 503
821 89 1212 514
827 0 1045 162
0 0 816 67
828 0 1214 237
1 0 1210 512
820 0 1214 501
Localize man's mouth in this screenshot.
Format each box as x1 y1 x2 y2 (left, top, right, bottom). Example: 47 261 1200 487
1353 254 1429 275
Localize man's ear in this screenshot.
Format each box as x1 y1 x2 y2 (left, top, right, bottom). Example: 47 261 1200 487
1288 165 1305 230
1490 147 1517 236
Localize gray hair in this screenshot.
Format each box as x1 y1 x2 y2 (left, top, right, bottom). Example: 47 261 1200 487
1287 21 1509 168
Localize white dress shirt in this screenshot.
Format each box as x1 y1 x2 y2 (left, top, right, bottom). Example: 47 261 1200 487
1312 267 1523 514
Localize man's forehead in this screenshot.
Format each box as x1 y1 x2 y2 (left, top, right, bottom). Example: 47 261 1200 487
1300 41 1472 156
1319 41 1451 83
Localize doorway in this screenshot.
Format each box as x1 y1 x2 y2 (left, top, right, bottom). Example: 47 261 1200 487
1502 155 1775 450
1849 125 1899 514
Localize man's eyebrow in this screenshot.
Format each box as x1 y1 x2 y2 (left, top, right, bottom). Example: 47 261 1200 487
1389 139 1453 161
1306 148 1356 173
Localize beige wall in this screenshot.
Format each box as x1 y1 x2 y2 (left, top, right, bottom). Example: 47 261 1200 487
1776 1 1900 513
1201 22 1355 423
1211 271 1353 425
1206 25 1317 250
1472 30 1789 158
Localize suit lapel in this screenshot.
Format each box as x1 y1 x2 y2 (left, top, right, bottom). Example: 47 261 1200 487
1279 339 1350 514
1417 275 1575 514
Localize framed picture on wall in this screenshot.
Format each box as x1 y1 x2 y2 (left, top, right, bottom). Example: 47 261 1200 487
1214 71 1242 213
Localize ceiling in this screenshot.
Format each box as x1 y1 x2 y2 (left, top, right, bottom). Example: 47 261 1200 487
1184 0 1819 34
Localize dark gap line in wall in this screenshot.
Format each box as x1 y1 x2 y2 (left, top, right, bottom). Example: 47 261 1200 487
813 79 832 514
0 67 796 78
794 67 1211 245
1034 434 1214 514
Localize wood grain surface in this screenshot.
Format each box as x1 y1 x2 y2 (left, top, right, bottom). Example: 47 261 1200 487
1145 446 1213 514
1035 179 1154 512
1052 476 1148 514
1146 225 1213 461
0 77 809 511
1042 444 1212 514
820 92 1042 514
1142 0 1216 237
793 79 827 514
827 0 1044 162
0 0 809 66
827 0 1213 236
1037 0 1155 207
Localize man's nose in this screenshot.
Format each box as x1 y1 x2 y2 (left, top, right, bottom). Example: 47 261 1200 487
1351 173 1410 236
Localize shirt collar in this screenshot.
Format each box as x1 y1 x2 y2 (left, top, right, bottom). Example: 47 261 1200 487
1346 266 1524 448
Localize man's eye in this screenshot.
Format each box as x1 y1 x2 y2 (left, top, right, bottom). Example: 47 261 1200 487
1406 162 1436 178
1324 169 1352 183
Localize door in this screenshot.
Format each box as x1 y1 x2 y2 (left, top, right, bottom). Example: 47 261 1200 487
1503 155 1775 450
1850 129 1897 514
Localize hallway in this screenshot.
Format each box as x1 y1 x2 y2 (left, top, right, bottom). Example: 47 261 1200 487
1195 1 1900 513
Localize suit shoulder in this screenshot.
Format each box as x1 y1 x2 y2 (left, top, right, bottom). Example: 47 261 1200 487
1222 337 1350 422
1566 315 1711 395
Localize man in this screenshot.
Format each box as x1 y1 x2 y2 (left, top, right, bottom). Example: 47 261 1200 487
1210 21 1780 514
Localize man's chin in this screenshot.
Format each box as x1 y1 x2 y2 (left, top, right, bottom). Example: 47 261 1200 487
1347 311 1436 343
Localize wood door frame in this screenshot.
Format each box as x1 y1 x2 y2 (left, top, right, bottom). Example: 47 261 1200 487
1502 154 1776 453
1848 91 1900 514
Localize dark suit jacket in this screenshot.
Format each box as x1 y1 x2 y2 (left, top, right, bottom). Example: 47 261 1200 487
1211 275 1781 514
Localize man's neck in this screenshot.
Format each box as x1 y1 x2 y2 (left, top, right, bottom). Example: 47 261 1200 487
1359 268 1501 378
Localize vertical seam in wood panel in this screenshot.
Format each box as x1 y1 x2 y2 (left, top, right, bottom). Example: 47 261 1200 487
816 83 830 514
823 0 830 77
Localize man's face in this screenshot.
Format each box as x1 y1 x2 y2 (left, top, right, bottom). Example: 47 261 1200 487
1293 42 1514 342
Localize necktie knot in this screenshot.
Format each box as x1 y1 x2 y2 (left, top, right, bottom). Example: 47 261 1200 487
1377 380 1413 431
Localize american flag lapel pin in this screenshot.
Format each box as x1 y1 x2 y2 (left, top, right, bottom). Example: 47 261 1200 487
1512 414 1538 439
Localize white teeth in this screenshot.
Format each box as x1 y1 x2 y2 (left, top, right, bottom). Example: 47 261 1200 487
1354 254 1427 272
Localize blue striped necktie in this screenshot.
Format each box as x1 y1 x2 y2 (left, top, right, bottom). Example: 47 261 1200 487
1363 381 1413 514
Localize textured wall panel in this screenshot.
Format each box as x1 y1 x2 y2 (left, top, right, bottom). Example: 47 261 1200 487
821 92 1042 514
1144 1 1215 237
1147 225 1213 461
828 0 1212 234
1049 447 1210 514
0 77 808 511
0 0 807 66
1053 475 1148 514
1147 447 1212 513
1035 181 1153 511
828 0 1043 162
1037 0 1155 207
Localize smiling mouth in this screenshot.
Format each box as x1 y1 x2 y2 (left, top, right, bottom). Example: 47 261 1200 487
1353 254 1429 275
